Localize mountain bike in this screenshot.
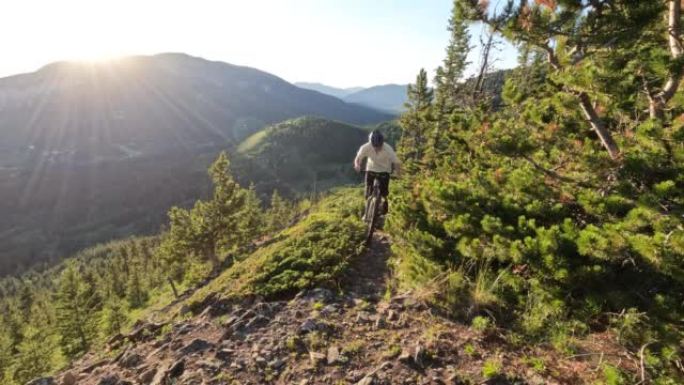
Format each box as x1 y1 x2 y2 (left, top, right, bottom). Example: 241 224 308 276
363 175 384 246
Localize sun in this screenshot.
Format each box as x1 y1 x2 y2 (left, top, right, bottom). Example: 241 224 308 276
68 48 126 64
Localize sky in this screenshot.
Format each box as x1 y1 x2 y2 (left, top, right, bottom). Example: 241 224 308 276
0 0 519 88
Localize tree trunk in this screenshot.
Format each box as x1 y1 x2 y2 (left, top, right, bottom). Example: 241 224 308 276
167 277 179 298
651 0 683 120
578 92 620 159
473 31 495 99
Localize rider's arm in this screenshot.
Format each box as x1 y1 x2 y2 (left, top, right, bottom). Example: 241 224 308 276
354 145 367 172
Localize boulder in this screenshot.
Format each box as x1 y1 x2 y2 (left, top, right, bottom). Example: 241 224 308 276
61 372 77 385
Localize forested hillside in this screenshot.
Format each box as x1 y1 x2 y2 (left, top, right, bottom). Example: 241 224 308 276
235 117 368 196
0 54 393 274
0 152 310 384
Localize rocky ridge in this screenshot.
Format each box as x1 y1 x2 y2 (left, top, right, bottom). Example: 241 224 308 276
37 235 636 385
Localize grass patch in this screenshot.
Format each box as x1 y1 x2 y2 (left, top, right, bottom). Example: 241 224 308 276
187 188 365 309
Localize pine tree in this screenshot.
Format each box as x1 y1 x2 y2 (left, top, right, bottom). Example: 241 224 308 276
241 184 265 241
55 264 100 357
17 283 33 321
197 151 248 264
118 244 130 278
160 152 250 274
434 0 471 112
461 0 670 159
101 299 127 336
0 326 12 382
107 254 127 298
405 68 433 112
126 266 148 309
161 206 195 279
400 68 434 169
426 0 473 167
9 325 54 384
267 190 292 233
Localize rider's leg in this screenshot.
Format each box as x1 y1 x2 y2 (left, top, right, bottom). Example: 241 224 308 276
365 172 374 199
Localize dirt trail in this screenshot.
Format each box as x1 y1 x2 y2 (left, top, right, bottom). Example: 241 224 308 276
342 231 393 298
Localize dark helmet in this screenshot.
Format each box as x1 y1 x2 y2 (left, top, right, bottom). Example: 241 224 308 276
369 130 384 148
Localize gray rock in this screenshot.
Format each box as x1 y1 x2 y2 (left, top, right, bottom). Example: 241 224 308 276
138 367 157 384
413 344 426 368
179 338 213 355
298 318 320 334
398 349 412 364
309 351 326 365
118 351 143 368
356 375 375 385
215 348 234 362
327 345 342 365
167 359 185 378
179 305 191 315
269 358 286 370
96 375 119 385
321 304 340 315
222 315 239 327
304 288 334 303
254 355 268 367
172 322 194 335
355 312 373 324
26 378 55 385
245 315 270 329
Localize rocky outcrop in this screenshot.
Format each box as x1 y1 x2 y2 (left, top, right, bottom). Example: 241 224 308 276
49 235 620 385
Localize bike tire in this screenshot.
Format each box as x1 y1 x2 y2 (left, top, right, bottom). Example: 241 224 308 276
365 195 380 246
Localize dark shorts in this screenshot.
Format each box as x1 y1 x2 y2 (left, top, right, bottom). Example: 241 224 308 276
365 171 390 198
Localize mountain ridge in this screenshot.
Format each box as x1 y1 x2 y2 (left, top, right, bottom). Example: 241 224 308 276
294 82 364 99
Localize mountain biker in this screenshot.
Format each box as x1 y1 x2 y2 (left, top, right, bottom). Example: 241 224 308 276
353 130 401 217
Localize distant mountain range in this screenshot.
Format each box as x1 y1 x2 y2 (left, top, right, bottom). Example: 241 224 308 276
343 84 408 113
0 53 391 168
295 82 408 113
293 82 364 99
0 53 394 274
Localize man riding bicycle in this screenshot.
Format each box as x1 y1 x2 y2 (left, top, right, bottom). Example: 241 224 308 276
354 130 401 218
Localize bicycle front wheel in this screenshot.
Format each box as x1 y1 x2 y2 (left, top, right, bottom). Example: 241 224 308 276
365 196 379 245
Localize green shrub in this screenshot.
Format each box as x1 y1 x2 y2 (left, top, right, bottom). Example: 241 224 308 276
188 188 365 307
